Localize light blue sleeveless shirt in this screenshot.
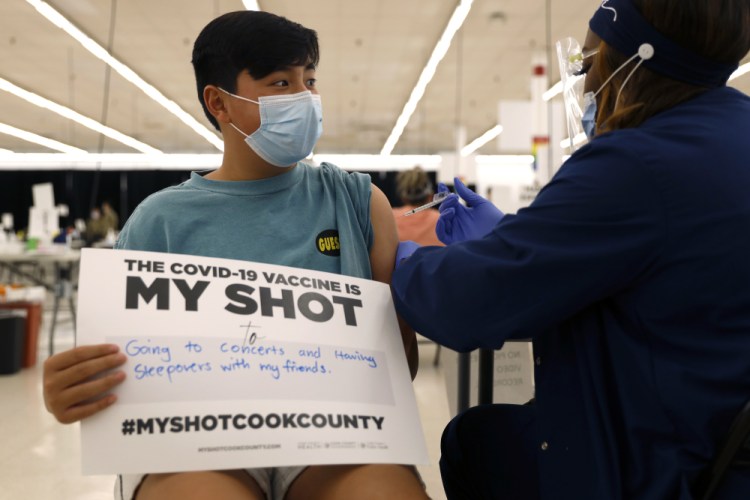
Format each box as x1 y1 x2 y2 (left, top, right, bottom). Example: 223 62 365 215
115 162 373 279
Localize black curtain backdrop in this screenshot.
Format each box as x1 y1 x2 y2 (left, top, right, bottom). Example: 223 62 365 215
0 170 191 232
0 169 436 233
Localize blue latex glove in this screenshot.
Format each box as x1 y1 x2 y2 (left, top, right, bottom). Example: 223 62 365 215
395 240 420 270
436 177 504 244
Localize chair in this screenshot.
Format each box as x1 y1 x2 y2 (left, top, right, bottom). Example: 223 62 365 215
692 399 750 500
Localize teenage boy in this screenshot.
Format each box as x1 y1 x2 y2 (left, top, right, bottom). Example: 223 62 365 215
43 10 426 500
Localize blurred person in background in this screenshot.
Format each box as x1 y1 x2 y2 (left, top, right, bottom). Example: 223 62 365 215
392 166 443 247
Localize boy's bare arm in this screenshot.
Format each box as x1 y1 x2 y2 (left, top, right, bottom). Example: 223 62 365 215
368 185 419 379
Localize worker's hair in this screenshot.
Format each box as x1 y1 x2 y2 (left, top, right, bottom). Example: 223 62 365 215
595 0 750 133
396 167 434 204
192 11 319 131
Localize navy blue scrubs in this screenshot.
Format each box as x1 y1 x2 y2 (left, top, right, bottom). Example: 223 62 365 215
392 86 750 499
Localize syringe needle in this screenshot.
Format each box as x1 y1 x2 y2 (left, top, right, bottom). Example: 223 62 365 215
402 192 452 217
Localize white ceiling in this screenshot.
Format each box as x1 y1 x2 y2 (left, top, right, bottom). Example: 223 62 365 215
0 0 748 156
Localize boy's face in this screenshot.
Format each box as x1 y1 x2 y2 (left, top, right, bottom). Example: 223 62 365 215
225 63 318 137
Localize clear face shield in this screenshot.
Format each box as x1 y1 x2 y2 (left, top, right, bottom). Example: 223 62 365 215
555 37 598 152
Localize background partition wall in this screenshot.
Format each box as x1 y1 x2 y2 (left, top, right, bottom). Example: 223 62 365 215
0 169 435 232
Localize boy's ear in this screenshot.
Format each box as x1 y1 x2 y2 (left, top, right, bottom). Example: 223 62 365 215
203 85 231 124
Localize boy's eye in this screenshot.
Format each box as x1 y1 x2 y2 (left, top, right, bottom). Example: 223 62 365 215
272 80 289 87
306 78 317 87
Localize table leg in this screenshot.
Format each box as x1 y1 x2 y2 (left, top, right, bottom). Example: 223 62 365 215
478 348 495 405
48 294 60 357
68 295 76 344
457 351 471 414
48 262 76 356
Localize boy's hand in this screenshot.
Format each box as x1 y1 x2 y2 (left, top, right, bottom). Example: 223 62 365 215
43 344 127 424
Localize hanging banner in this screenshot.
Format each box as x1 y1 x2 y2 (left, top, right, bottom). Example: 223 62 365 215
77 248 427 474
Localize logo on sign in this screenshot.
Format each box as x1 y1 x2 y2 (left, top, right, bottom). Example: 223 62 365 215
316 230 340 256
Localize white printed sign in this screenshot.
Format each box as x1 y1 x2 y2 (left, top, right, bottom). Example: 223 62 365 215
78 248 428 474
442 343 535 417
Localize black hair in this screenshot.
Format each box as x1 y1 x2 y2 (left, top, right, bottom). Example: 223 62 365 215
191 11 320 130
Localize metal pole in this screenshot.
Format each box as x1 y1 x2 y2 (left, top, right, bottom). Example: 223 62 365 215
478 348 494 405
457 351 471 413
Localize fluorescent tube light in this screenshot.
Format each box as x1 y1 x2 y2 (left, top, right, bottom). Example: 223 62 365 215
543 81 563 101
242 1 260 10
24 0 223 152
380 0 474 155
729 62 750 81
461 125 503 156
0 123 87 153
0 77 160 154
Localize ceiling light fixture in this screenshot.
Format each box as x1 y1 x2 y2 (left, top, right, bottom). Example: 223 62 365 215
542 81 563 101
461 125 503 156
380 0 474 155
0 122 87 154
24 0 224 152
242 1 260 10
0 77 160 154
729 62 750 81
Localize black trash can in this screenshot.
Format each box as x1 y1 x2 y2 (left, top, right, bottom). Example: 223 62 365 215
0 311 25 375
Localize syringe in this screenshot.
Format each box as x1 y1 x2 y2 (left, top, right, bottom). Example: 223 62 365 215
401 191 452 217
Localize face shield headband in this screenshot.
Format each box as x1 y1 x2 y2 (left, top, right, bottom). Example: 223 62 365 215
589 0 738 88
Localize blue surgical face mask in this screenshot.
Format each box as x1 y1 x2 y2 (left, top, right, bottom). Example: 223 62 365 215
581 91 597 140
219 89 323 167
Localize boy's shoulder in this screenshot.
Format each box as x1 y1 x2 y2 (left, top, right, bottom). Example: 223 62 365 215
310 161 345 177
140 176 194 204
312 161 371 188
114 179 196 249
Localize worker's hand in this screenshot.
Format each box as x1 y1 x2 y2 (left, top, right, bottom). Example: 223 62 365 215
395 240 420 270
436 177 504 244
43 344 127 424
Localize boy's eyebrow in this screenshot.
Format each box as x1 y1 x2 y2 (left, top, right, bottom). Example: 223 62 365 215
274 63 315 71
266 63 316 74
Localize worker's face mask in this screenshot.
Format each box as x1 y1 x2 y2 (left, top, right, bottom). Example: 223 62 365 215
581 92 597 140
219 88 323 167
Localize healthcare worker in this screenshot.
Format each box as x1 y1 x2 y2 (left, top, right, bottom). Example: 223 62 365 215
391 0 750 499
